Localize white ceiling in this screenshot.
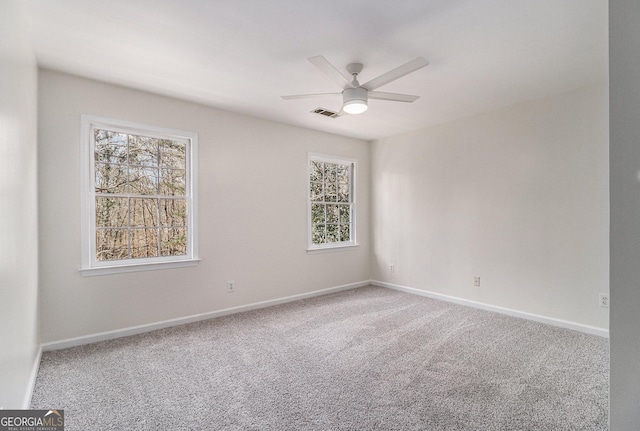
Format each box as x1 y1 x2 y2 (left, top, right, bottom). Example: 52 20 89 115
24 0 607 141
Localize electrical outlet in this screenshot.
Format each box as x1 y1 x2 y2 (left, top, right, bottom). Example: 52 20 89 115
227 281 235 293
390 264 395 273
599 293 609 308
473 276 481 287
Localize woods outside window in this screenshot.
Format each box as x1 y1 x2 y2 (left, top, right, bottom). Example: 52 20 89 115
80 116 198 275
308 153 357 252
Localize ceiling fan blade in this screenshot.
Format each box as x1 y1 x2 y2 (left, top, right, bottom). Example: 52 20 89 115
308 55 354 90
368 91 420 103
361 57 429 91
281 93 341 100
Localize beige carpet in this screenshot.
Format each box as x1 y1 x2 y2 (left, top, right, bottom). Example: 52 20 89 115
31 286 609 430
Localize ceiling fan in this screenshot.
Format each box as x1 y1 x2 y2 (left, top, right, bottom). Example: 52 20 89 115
282 55 429 115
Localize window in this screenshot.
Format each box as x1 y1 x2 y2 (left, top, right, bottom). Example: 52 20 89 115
81 115 198 275
308 154 357 251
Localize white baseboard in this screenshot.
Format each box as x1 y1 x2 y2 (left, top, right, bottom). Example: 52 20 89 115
41 280 369 352
371 280 609 338
23 345 42 409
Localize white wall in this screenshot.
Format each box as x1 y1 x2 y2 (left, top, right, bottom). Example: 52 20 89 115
37 70 370 343
371 84 608 331
0 1 40 409
609 0 640 428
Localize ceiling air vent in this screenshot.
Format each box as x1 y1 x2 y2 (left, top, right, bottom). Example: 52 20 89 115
311 108 339 118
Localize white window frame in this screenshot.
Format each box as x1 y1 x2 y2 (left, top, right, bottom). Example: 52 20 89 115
307 153 358 253
80 115 199 276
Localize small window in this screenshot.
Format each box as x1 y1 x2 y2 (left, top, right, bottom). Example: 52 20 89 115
81 115 199 275
308 153 357 251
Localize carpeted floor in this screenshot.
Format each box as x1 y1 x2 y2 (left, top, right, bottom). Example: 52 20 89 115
31 286 609 430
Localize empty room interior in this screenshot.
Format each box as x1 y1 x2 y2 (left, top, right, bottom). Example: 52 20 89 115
3 0 640 429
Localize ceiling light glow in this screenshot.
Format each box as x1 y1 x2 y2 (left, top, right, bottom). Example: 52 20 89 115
343 100 368 114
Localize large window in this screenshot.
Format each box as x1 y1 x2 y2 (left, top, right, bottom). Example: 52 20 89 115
81 116 198 275
308 154 357 251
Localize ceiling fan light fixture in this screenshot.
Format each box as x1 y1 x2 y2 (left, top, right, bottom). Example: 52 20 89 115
343 100 368 114
342 87 368 114
282 56 428 115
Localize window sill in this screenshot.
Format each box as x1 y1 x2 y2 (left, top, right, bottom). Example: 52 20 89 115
306 244 360 254
80 258 201 277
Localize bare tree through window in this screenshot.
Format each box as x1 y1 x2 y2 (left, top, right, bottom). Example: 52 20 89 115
94 130 188 261
309 156 355 248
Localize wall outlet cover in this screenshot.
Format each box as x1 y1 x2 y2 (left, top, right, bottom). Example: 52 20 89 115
599 293 609 308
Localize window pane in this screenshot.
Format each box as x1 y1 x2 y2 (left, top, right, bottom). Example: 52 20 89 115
326 224 339 243
311 203 325 224
129 135 158 167
338 181 350 202
325 181 337 202
160 169 186 196
95 163 127 194
130 198 159 227
310 161 323 182
95 129 127 146
340 224 351 242
130 228 159 258
324 163 337 182
161 227 187 256
336 164 349 178
96 197 128 227
95 130 127 164
326 205 339 224
312 224 325 244
129 165 159 195
339 205 351 223
160 199 187 227
160 139 186 169
96 229 129 261
310 182 323 202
